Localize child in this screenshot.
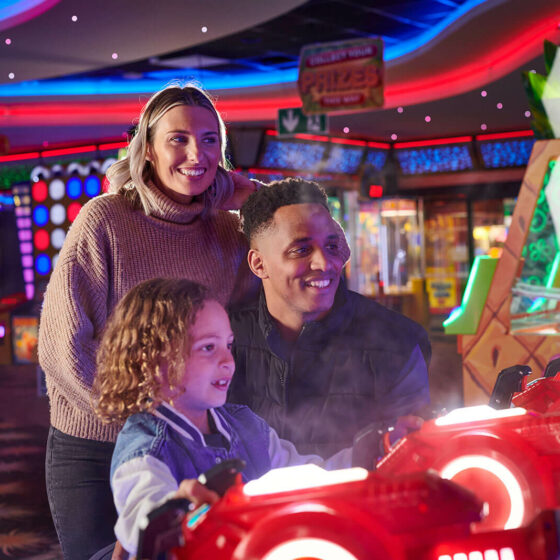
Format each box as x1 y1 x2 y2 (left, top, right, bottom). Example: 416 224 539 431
94 277 355 556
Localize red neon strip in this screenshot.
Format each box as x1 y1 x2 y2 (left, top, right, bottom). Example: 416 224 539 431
395 136 473 149
98 141 128 150
331 137 368 147
0 152 40 162
367 141 391 149
475 130 534 141
293 133 330 142
265 130 278 136
41 145 97 157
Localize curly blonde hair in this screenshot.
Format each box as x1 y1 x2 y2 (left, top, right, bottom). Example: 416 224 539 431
94 278 209 423
105 83 233 216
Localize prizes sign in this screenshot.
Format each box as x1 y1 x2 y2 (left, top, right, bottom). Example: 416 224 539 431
298 37 384 115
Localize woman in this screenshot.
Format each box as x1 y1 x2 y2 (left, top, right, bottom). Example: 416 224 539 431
38 84 258 560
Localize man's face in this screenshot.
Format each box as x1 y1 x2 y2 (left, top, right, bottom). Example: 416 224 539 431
249 203 345 329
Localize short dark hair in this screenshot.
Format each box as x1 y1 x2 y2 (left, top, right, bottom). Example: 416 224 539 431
241 178 330 243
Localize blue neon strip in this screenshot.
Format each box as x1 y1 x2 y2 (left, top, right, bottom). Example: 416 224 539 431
0 0 488 97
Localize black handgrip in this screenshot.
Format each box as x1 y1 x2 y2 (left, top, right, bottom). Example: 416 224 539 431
544 357 560 378
198 458 246 496
489 365 532 409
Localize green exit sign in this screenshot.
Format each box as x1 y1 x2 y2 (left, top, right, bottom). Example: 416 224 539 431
277 107 328 136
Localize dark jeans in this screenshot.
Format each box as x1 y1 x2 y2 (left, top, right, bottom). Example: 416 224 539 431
46 427 117 560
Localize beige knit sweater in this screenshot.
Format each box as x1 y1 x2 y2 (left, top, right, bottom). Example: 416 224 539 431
38 183 254 442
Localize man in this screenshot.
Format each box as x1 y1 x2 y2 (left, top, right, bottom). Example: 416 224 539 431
228 178 430 459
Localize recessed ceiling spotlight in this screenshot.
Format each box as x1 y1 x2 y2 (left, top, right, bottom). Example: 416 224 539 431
71 15 78 22
343 127 350 134
524 110 531 118
397 107 404 114
425 115 431 123
112 52 118 60
391 133 398 140
8 72 14 79
497 102 503 109
529 69 536 73
481 123 487 130
5 38 11 45
481 90 487 97
201 26 208 33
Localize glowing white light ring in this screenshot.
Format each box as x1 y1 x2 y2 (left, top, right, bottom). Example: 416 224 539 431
261 538 359 560
439 455 524 529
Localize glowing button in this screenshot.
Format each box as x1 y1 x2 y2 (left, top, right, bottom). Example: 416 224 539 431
35 254 51 275
34 229 50 250
67 202 82 222
49 179 65 200
85 175 101 197
50 204 66 225
33 205 48 226
32 180 48 202
67 177 82 199
51 228 66 249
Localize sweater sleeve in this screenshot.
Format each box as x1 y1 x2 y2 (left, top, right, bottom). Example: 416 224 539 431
38 200 111 412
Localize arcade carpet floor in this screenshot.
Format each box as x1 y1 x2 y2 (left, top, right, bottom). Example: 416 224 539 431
0 324 462 559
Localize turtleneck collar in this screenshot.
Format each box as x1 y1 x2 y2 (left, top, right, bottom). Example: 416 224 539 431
145 180 206 225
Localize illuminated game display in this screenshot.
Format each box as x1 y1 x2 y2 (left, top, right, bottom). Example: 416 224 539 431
27 160 114 295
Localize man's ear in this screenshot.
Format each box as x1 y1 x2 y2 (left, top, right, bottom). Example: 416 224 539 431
248 248 268 279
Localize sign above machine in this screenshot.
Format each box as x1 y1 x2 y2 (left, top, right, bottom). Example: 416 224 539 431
297 37 384 115
276 107 328 136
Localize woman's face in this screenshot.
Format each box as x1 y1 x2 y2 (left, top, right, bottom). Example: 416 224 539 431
147 105 222 204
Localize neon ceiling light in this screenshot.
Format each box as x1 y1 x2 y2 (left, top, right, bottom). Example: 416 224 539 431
0 0 494 98
0 0 60 32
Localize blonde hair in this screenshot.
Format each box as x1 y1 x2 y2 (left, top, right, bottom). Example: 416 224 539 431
106 84 233 215
94 278 209 423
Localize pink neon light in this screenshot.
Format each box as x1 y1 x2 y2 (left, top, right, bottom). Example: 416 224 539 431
475 130 534 141
42 145 97 157
331 137 368 147
394 136 473 149
98 141 128 150
0 152 40 162
0 0 61 32
367 141 391 149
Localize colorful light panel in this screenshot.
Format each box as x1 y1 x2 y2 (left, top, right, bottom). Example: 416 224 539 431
364 149 388 171
396 144 474 175
12 183 34 299
259 140 326 171
323 145 365 174
479 139 535 168
30 166 107 291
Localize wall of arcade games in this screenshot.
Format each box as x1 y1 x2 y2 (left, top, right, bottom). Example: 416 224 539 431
0 129 535 366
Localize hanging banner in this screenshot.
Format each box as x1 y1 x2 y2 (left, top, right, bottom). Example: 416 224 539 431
297 37 384 115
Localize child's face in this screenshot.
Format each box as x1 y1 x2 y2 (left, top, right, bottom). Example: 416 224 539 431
169 300 235 423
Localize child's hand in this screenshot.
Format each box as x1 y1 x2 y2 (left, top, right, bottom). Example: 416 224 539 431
388 415 424 446
173 479 220 507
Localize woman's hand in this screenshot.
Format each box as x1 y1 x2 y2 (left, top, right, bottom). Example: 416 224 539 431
173 479 220 507
219 172 260 211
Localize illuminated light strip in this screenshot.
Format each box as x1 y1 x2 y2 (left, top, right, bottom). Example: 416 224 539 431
439 455 525 530
261 538 359 560
42 145 97 157
293 133 330 142
367 141 391 149
394 136 473 149
438 550 515 560
265 130 278 136
435 405 527 426
0 152 40 162
0 0 60 32
98 141 128 150
475 130 534 141
330 137 368 146
243 465 368 496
